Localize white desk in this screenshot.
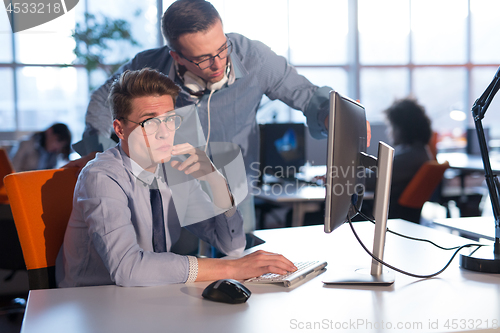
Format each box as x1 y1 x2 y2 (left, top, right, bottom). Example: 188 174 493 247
21 220 500 333
433 216 496 242
255 182 325 227
437 152 500 173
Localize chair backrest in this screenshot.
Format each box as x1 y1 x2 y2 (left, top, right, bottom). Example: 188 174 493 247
0 148 15 204
4 168 78 289
398 160 449 209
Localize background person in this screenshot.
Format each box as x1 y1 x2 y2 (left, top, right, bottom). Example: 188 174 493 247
364 97 433 223
11 122 72 172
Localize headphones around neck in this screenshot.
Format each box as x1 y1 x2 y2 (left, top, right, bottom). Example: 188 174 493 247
178 64 230 95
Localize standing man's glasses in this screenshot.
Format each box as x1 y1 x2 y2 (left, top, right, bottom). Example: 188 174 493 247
178 38 233 70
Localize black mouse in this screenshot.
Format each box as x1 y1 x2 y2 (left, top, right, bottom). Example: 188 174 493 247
202 279 251 304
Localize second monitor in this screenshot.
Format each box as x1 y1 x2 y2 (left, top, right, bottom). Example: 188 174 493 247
259 123 306 183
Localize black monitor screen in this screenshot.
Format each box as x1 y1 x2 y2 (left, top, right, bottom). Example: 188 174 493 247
324 92 367 233
259 123 306 180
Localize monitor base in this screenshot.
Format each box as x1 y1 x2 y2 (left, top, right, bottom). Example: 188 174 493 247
322 268 395 286
460 245 500 273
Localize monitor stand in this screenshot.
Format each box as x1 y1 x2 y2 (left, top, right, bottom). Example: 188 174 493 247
323 142 395 286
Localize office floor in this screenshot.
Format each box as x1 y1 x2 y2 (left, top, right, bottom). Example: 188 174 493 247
0 295 24 333
0 269 29 333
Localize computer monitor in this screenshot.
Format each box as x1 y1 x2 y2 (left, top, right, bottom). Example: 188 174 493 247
323 91 395 285
258 123 306 182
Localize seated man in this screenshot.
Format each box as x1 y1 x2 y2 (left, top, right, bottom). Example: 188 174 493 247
56 68 296 287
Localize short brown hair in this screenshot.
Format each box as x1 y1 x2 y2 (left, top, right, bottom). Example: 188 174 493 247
109 68 181 120
162 0 221 52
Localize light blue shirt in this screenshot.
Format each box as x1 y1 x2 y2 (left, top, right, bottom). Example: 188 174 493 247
56 145 245 288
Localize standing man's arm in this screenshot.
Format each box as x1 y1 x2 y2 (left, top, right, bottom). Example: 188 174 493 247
243 37 331 139
245 36 370 144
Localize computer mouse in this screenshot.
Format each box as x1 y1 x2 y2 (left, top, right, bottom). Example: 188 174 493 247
202 279 251 304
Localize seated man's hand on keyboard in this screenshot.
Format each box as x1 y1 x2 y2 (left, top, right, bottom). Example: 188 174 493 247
226 250 297 280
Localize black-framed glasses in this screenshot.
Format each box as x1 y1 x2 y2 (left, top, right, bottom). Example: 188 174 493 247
179 38 233 70
124 114 183 135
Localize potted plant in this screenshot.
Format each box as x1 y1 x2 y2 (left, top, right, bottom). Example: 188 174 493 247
72 12 140 91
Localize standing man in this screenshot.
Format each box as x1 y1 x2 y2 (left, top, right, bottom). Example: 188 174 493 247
56 68 297 287
71 0 333 231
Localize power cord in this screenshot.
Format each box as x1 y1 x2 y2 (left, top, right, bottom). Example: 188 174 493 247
204 89 215 153
355 207 480 251
346 212 487 279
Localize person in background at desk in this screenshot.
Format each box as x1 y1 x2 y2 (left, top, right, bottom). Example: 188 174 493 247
10 123 72 172
365 98 432 223
56 68 296 288
66 0 338 232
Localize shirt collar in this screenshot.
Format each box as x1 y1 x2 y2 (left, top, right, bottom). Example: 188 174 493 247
227 52 247 79
118 144 166 187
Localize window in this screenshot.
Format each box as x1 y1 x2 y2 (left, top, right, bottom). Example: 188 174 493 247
289 0 348 65
360 68 409 122
2 0 157 143
359 0 409 65
3 0 500 149
413 67 467 133
470 0 500 64
411 0 468 65
0 11 13 63
0 69 15 131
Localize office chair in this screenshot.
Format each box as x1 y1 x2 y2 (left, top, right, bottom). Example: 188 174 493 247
0 148 26 323
0 148 24 281
395 160 450 223
4 168 78 290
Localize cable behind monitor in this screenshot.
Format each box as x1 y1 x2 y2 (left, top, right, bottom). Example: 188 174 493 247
355 208 480 251
346 212 486 279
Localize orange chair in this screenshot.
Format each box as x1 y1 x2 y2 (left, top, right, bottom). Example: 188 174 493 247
398 160 450 209
0 148 15 204
0 148 23 276
4 168 78 289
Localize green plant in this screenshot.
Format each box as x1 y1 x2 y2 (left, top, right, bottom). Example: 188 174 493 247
72 12 140 90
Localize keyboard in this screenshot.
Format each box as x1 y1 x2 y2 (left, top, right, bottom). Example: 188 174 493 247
244 260 327 287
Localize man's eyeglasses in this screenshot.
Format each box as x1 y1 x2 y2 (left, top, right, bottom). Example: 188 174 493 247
123 114 183 135
179 38 233 70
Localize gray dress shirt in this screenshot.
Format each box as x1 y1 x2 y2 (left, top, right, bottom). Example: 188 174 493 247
56 145 245 288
